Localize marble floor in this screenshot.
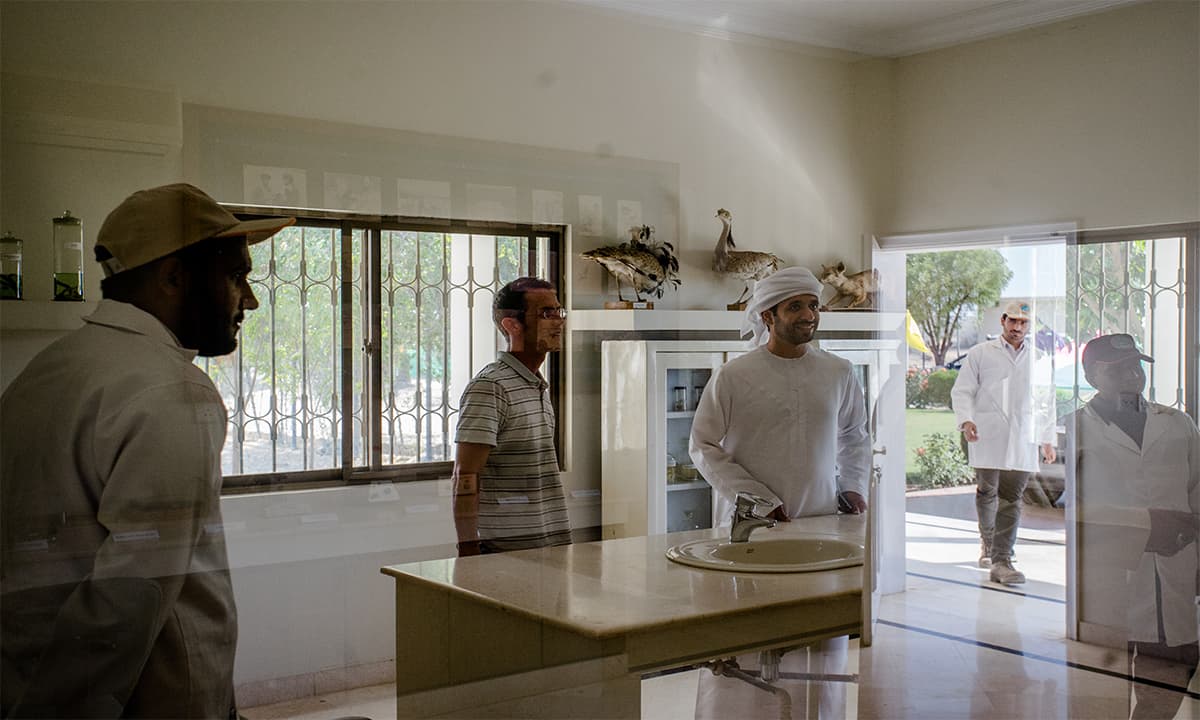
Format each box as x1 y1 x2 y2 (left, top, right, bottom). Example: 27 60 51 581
244 502 1200 719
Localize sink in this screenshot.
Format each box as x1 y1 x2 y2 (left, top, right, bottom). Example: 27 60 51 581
666 534 864 573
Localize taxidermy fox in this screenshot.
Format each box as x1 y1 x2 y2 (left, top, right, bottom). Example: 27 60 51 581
818 262 879 309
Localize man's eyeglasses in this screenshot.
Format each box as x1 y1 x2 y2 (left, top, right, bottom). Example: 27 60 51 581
534 307 568 320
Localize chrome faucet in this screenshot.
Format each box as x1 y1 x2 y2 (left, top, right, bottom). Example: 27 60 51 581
730 492 777 543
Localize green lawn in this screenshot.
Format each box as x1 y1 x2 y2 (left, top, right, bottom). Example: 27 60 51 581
904 407 960 476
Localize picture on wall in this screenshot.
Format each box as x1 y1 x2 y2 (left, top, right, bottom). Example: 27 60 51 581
532 189 564 224
617 200 643 235
324 172 382 214
243 165 307 207
397 178 451 218
578 195 603 236
467 183 517 222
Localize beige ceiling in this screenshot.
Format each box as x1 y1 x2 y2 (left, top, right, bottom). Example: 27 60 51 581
572 0 1143 56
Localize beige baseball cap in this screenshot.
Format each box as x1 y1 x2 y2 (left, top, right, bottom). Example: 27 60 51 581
1001 300 1032 321
95 183 295 277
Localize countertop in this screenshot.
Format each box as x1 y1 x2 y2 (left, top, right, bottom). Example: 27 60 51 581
381 513 866 640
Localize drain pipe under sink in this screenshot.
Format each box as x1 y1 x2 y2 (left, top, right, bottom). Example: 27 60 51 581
701 655 792 720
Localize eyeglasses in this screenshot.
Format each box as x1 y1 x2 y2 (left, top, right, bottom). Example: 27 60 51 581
534 307 568 320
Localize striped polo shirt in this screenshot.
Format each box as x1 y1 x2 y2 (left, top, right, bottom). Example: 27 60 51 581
455 352 572 551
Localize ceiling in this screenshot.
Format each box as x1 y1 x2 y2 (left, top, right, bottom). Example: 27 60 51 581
572 0 1143 57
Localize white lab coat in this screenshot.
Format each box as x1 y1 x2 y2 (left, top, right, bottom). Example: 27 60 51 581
951 339 1056 472
1071 401 1200 646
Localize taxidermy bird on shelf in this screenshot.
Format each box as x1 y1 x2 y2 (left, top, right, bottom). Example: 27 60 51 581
580 225 681 304
712 208 782 307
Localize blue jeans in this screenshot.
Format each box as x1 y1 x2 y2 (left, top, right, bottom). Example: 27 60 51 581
974 468 1031 562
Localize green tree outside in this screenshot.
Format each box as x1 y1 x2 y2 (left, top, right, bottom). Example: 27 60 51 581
907 250 1013 367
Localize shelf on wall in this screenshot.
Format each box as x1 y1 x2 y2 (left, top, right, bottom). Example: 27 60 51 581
0 300 96 331
666 480 711 492
569 309 905 334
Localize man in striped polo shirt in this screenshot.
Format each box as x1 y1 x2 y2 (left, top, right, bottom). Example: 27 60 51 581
452 277 572 555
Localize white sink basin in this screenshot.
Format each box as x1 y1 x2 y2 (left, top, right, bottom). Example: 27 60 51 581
666 534 864 573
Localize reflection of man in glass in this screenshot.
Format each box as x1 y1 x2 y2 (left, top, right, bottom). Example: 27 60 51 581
1072 333 1198 718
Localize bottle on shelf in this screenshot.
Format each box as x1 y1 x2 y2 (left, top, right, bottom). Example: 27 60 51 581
0 231 23 300
52 211 84 302
672 386 687 412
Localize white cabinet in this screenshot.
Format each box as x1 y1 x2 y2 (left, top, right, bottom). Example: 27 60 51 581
600 340 747 539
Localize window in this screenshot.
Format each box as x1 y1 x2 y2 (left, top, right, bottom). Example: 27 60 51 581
199 208 565 492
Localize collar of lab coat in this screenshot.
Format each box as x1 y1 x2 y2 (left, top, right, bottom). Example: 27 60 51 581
1082 400 1172 455
83 298 198 362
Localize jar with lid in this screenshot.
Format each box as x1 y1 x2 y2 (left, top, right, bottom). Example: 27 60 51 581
52 211 84 301
0 232 23 300
672 386 687 412
666 455 678 484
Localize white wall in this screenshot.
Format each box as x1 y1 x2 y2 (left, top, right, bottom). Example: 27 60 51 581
1 0 878 305
887 0 1200 234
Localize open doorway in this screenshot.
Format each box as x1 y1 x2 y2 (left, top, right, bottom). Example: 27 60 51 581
872 224 1072 605
873 221 1198 651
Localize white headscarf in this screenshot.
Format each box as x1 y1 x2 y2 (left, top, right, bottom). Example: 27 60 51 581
740 266 824 346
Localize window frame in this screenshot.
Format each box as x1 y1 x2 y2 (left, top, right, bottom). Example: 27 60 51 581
217 205 567 494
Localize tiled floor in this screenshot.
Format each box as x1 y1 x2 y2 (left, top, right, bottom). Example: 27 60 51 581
244 500 1199 719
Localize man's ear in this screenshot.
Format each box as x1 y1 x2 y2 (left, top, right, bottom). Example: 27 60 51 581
155 256 188 296
760 309 773 327
499 315 523 339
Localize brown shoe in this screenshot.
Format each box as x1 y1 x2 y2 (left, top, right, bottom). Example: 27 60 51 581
989 560 1025 585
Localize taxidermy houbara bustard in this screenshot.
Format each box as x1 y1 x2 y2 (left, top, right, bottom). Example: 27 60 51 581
712 208 782 305
580 225 681 302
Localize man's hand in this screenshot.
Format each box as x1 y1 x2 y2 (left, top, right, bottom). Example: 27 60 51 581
961 421 979 442
767 505 790 522
456 540 482 557
1040 442 1057 464
838 491 867 514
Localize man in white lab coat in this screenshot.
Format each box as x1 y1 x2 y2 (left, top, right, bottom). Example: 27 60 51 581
951 300 1057 585
1070 333 1198 719
689 266 870 720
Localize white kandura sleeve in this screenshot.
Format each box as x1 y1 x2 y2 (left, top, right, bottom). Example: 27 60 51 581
836 370 870 497
689 368 783 510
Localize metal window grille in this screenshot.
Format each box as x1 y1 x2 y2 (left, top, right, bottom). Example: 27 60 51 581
1068 223 1197 416
200 208 563 491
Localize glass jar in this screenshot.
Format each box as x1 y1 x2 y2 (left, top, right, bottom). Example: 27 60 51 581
52 211 84 301
691 385 704 410
672 386 686 412
666 455 678 484
0 232 23 300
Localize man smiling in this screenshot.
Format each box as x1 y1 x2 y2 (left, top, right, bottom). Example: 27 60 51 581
689 265 869 720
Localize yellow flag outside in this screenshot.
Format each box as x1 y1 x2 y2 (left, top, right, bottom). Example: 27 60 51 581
906 310 931 354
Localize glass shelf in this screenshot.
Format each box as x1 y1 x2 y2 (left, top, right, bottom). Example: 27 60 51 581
666 479 709 492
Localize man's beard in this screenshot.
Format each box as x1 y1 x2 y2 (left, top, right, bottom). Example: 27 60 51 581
180 289 238 357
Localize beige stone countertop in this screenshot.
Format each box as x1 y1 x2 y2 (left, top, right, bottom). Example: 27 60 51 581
381 513 865 640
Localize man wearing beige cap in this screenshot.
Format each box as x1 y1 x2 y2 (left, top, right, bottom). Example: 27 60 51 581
0 184 292 718
1071 333 1198 718
951 300 1057 585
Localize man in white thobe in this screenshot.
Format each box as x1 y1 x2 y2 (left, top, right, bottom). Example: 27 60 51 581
1070 333 1198 719
951 300 1057 585
689 266 870 720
